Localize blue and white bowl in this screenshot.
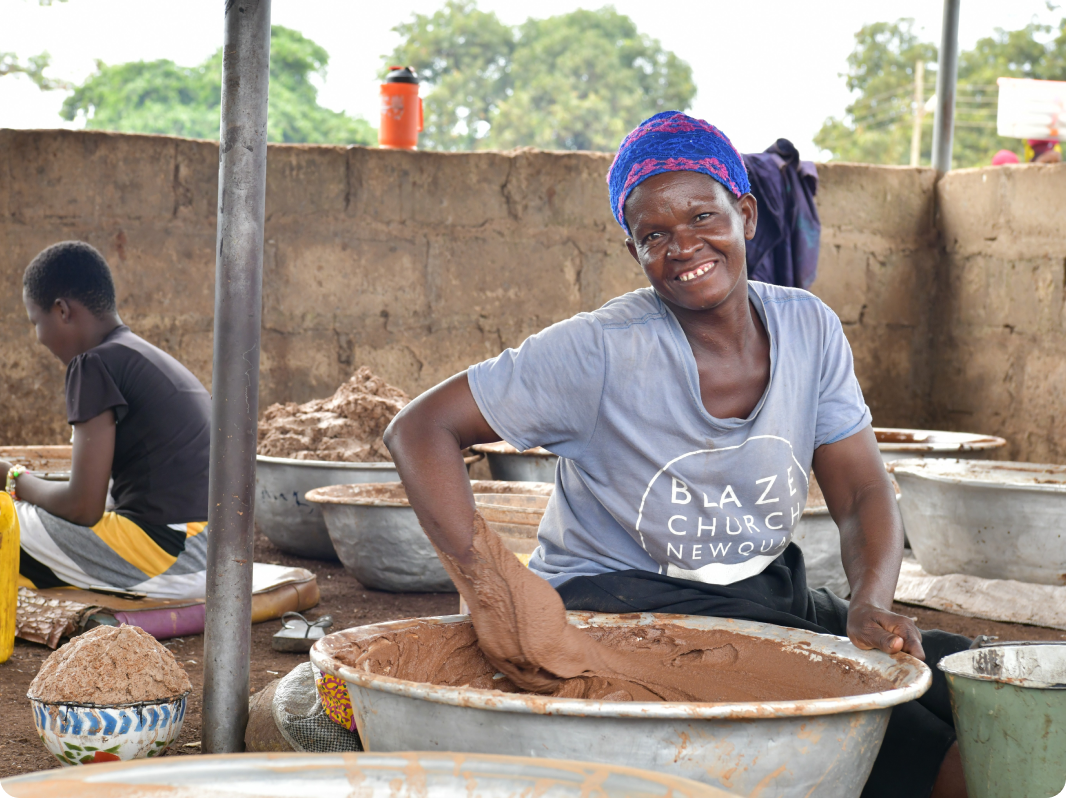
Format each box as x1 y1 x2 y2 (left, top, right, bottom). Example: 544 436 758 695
29 693 189 766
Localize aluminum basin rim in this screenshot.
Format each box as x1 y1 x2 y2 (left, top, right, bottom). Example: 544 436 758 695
311 613 931 720
304 493 411 508
256 454 398 470
938 646 1066 689
874 428 1006 452
892 463 1066 492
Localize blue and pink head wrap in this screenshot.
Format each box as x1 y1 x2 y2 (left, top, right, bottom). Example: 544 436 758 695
607 111 750 233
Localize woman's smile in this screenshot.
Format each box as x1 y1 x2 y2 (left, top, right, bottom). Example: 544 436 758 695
676 260 717 282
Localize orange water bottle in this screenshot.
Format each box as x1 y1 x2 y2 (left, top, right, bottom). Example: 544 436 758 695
379 66 423 150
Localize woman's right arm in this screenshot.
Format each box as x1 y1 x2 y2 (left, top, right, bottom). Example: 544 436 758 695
383 371 501 567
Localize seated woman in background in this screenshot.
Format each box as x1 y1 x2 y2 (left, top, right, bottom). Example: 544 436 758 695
2 241 212 600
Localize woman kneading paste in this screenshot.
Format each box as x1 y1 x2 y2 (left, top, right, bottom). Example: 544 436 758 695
386 113 969 798
2 242 211 600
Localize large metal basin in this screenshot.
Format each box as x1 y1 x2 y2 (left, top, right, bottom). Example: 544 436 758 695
255 455 398 561
471 442 558 482
940 644 1066 798
874 427 1006 464
2 751 730 797
305 481 553 592
891 458 1066 585
312 612 930 798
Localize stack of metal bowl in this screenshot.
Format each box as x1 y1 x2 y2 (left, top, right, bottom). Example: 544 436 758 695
305 481 553 592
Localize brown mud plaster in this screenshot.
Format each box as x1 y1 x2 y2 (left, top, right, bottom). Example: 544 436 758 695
337 515 892 703
257 367 408 462
28 624 192 705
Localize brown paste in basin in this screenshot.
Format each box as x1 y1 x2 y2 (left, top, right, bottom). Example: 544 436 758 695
334 515 894 704
335 615 893 703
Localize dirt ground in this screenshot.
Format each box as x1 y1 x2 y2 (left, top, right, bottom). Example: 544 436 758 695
1 537 1064 780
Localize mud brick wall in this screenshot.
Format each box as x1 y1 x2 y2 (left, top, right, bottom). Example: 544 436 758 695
934 163 1066 462
2 129 1062 462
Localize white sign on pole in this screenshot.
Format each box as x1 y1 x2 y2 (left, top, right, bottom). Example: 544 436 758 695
997 77 1066 141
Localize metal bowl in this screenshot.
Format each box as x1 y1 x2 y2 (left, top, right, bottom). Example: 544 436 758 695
254 455 399 561
29 693 188 767
470 441 559 482
305 481 553 592
874 427 1006 464
2 751 733 797
312 612 930 798
891 458 1066 585
0 446 73 480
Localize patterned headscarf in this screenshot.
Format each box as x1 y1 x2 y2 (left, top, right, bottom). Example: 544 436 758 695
607 111 750 233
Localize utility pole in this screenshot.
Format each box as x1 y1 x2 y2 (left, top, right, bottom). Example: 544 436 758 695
931 0 961 172
202 0 271 754
910 59 925 167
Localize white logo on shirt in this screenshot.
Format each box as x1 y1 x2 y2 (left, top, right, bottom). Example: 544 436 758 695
634 435 809 585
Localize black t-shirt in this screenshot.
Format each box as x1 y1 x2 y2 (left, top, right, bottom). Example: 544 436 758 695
65 326 211 526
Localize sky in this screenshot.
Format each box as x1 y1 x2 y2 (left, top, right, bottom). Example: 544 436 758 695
1 0 1061 158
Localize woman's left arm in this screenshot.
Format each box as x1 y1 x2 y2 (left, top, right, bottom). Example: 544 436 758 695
2 410 116 527
811 424 925 660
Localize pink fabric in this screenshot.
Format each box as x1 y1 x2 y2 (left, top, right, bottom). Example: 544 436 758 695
112 604 206 639
992 149 1019 165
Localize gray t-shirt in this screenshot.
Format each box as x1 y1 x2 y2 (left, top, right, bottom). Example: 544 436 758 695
468 282 871 588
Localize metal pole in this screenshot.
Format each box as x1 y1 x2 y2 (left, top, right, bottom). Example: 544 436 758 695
931 0 960 172
202 0 271 754
910 59 925 167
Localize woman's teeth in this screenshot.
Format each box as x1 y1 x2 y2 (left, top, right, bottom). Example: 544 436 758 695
679 264 712 282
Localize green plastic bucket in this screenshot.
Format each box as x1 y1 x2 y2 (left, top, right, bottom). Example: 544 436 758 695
940 643 1066 798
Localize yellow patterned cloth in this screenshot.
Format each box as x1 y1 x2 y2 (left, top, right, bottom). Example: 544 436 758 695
313 664 357 732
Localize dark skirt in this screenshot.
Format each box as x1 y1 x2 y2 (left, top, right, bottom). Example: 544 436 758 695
556 543 969 798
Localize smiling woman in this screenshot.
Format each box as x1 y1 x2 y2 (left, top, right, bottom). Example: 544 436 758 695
383 112 972 798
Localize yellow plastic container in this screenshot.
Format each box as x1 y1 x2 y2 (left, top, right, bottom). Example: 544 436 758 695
0 491 19 664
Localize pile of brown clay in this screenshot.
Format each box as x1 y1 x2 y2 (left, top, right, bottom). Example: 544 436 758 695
257 367 409 462
28 624 192 705
337 618 893 703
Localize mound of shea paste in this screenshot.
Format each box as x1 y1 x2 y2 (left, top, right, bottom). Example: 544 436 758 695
29 624 192 705
411 514 894 703
257 367 409 462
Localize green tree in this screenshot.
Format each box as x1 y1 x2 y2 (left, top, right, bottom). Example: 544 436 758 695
816 18 1066 168
385 1 515 150
385 1 695 151
1 0 70 91
61 26 375 145
492 8 695 151
813 20 937 166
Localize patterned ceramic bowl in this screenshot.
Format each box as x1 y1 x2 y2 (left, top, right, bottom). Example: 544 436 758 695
29 693 189 766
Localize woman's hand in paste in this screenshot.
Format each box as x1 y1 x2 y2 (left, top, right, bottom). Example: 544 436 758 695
846 600 925 660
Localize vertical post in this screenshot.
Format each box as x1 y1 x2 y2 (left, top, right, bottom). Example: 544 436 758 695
202 0 271 754
910 59 925 167
931 0 960 172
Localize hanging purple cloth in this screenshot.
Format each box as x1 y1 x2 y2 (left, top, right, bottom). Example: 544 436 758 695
742 139 820 289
